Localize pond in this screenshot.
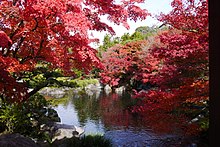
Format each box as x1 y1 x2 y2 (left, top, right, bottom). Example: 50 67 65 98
44 87 198 147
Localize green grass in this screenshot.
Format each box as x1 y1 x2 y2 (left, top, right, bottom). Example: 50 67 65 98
56 77 99 88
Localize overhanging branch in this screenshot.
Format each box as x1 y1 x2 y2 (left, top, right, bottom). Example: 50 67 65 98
28 77 64 96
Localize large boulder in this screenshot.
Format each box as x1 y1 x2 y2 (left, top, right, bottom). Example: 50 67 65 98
115 86 126 95
104 85 112 94
38 87 71 98
84 83 102 98
51 123 84 142
0 133 38 147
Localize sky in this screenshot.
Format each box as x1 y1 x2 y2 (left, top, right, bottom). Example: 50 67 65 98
90 0 173 47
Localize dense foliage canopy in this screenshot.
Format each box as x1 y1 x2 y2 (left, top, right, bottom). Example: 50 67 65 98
0 0 209 141
99 0 209 135
0 0 148 102
140 0 209 112
100 40 159 89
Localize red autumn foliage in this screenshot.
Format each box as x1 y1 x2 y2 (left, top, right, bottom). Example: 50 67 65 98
100 40 160 88
150 0 208 105
0 0 148 102
129 0 208 135
99 0 208 135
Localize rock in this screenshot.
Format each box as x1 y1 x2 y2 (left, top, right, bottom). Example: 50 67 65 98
85 83 102 91
74 126 85 137
115 86 126 95
83 81 103 98
38 87 68 98
52 123 84 142
84 83 102 98
0 133 38 147
104 85 112 94
72 87 83 94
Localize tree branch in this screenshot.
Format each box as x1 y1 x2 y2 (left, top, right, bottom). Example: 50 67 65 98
36 39 44 56
10 20 24 39
32 18 39 31
28 77 64 97
13 37 25 58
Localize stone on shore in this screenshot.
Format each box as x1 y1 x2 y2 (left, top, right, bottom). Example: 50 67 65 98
0 133 38 147
52 123 84 142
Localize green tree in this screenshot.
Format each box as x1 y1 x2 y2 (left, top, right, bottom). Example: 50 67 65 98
98 25 163 57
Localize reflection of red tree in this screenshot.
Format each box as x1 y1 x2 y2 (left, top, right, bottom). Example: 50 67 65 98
99 93 131 128
131 90 199 135
98 92 199 136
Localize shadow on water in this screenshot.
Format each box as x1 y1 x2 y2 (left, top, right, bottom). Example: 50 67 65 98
48 89 200 147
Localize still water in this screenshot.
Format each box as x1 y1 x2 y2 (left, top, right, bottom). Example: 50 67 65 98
49 88 197 147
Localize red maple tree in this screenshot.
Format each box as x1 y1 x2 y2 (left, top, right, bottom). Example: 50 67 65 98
100 40 159 89
130 0 208 135
0 0 148 102
99 0 208 135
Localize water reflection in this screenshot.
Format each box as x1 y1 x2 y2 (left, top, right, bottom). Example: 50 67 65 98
53 91 135 133
50 89 196 146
